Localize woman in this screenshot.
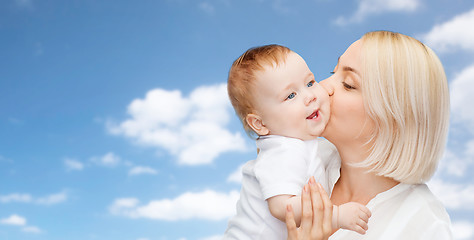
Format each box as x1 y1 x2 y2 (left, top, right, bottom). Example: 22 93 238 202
286 31 452 239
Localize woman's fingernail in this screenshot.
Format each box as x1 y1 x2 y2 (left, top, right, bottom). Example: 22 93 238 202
304 184 309 193
309 176 316 185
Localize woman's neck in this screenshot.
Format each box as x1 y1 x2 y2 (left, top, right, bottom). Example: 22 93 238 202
331 144 400 205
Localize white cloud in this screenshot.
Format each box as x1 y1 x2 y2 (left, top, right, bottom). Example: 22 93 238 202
0 191 67 205
14 0 33 9
128 166 158 176
450 64 474 129
22 226 42 234
452 221 474 240
66 153 137 172
465 139 474 157
0 155 13 163
109 190 239 221
64 158 84 171
199 2 215 14
334 0 420 25
0 214 26 226
199 235 223 240
0 215 42 234
0 193 32 203
8 117 23 125
108 83 247 165
271 0 294 15
422 8 474 52
227 163 245 183
35 191 67 205
427 178 474 210
109 198 140 216
34 42 44 56
438 148 470 177
91 152 121 167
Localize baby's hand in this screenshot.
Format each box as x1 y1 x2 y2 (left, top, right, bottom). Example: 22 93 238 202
336 202 371 235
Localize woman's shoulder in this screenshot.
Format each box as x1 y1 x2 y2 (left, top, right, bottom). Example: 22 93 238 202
387 184 452 229
403 184 453 239
354 183 453 240
407 184 450 217
382 184 450 219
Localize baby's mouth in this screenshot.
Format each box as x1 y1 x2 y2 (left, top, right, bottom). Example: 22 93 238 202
306 110 319 120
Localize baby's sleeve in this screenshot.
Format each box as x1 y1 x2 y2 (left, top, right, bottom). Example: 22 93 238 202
254 140 308 200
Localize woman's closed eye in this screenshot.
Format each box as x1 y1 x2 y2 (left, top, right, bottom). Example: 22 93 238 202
342 82 356 90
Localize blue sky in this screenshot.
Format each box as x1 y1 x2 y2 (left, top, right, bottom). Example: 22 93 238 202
1 0 474 239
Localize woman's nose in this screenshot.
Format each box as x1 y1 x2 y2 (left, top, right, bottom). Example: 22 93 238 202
320 78 334 96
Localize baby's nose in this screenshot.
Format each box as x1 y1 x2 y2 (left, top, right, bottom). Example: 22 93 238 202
305 94 317 105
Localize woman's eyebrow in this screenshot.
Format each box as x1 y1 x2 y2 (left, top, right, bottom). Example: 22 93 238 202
337 56 360 76
342 66 360 76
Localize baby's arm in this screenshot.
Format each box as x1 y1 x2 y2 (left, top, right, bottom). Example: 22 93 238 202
267 194 302 226
333 202 371 235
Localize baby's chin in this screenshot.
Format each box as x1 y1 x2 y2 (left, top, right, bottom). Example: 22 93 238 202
307 124 328 140
297 131 324 141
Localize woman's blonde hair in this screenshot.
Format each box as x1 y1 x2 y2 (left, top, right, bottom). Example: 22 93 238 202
359 31 450 184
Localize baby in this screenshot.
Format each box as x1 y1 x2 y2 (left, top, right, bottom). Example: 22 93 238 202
224 45 371 239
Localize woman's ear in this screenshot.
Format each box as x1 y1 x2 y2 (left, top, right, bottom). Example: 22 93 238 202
246 114 269 136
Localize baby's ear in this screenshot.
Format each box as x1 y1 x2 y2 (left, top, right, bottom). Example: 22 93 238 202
246 114 269 136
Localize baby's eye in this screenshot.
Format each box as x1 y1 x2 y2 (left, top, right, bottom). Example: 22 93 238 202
286 92 296 100
307 80 315 87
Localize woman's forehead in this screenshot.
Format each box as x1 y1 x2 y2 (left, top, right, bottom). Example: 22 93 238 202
336 39 362 72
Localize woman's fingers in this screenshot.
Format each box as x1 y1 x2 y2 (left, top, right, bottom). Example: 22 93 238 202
286 204 298 239
287 179 332 240
300 184 313 231
317 182 333 236
309 178 324 227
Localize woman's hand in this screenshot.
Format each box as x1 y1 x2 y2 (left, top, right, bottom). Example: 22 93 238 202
286 177 333 240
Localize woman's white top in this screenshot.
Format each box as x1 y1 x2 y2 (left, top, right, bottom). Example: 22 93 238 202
326 152 453 239
225 138 453 239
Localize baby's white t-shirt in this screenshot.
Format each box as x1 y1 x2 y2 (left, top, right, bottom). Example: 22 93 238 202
223 135 339 240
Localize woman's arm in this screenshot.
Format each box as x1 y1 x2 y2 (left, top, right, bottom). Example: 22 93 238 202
286 177 333 240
